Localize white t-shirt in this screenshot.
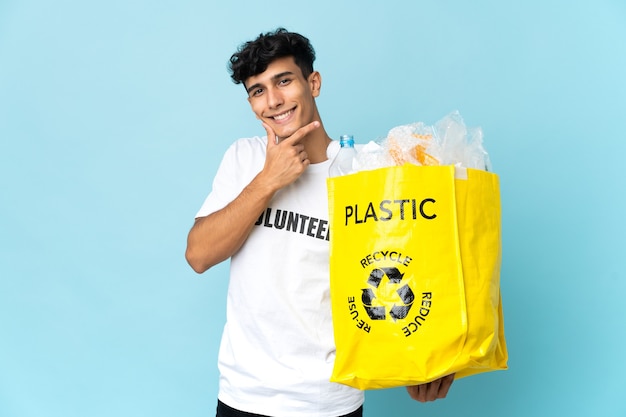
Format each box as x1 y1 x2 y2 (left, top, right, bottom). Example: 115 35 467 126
196 137 363 417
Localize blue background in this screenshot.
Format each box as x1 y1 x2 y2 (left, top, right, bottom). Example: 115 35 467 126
1 1 625 416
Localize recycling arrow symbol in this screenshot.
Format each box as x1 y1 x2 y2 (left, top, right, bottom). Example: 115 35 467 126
361 267 415 321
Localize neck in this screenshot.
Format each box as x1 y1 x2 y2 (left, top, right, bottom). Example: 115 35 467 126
303 123 333 164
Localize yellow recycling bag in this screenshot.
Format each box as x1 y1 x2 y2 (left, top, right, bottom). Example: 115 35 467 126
327 164 507 390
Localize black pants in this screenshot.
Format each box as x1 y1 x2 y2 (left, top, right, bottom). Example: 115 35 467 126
216 400 363 417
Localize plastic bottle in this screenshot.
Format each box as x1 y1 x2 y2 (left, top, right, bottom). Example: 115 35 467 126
329 134 357 177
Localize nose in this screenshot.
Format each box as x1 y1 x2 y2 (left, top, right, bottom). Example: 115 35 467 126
266 87 283 109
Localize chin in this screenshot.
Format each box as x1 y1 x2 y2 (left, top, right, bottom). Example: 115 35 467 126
274 126 299 140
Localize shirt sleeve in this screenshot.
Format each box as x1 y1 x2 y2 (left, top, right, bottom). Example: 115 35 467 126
195 136 266 219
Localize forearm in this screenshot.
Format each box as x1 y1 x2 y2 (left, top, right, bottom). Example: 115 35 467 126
187 121 319 273
185 174 277 273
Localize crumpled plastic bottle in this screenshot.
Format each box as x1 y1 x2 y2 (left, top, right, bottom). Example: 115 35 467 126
329 134 357 177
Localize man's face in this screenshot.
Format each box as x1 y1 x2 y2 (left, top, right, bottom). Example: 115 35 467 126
245 56 320 140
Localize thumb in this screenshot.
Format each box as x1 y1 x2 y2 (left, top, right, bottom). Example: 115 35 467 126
261 122 278 148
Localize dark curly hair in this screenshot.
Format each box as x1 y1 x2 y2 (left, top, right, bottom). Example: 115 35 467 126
229 28 316 86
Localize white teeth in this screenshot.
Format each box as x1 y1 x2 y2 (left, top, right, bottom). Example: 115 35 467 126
273 110 293 121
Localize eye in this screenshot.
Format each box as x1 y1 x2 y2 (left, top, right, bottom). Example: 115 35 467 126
278 78 292 86
250 88 264 97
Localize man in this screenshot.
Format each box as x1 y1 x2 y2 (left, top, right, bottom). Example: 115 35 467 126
186 28 454 417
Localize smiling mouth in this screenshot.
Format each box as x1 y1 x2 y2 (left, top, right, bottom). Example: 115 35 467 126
271 109 294 122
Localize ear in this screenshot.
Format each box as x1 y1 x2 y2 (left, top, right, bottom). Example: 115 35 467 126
308 71 322 98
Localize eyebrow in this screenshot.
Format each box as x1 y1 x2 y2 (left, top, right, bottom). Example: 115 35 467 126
246 71 295 94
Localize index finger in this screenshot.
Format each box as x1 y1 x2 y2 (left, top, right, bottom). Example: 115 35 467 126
281 121 320 145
